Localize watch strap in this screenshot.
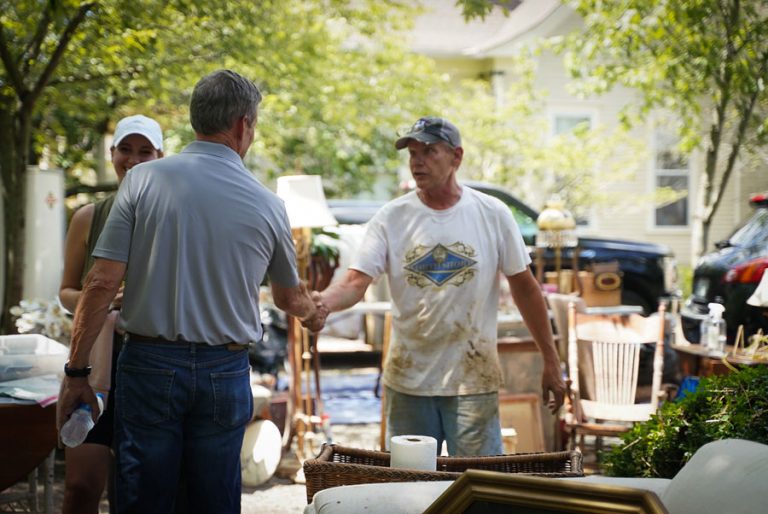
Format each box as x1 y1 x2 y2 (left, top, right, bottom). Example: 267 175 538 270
64 363 92 377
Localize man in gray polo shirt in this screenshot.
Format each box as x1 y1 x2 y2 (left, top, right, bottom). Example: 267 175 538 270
59 70 319 513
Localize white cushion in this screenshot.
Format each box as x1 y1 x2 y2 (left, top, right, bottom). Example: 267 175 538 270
304 481 454 514
661 439 768 514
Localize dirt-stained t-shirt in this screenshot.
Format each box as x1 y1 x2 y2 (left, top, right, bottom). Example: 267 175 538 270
351 187 531 396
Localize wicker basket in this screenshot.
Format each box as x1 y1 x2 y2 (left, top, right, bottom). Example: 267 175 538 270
303 444 583 503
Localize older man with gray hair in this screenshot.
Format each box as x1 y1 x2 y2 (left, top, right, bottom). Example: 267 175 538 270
59 69 319 513
315 116 565 457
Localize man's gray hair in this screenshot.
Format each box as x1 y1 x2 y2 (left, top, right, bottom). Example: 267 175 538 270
190 70 263 135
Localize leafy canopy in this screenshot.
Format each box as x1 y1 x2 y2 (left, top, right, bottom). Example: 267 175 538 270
6 0 440 198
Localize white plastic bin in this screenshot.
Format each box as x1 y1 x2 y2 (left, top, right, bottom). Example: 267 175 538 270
0 334 68 382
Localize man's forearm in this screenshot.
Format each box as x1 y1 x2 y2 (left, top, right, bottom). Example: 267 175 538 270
320 277 368 313
68 274 120 367
508 272 560 365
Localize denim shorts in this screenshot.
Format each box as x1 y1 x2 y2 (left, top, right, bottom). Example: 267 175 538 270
114 340 251 514
384 386 503 456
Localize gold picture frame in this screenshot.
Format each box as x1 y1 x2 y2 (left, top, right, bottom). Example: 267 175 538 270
424 470 668 514
498 393 545 453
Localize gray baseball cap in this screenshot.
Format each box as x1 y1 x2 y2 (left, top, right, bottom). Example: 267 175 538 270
395 116 462 150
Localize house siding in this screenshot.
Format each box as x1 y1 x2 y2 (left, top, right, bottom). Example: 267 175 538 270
416 4 768 266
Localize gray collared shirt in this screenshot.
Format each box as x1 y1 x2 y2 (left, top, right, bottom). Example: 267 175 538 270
94 140 299 344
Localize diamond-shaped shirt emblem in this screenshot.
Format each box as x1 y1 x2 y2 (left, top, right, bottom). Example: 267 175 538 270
404 243 477 286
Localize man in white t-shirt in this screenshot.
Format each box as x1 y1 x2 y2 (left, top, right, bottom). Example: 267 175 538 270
311 116 565 455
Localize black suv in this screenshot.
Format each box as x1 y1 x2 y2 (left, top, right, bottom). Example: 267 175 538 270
680 192 768 344
328 181 680 314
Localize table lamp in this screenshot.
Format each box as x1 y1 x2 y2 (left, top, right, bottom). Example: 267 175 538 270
535 196 579 293
276 175 337 464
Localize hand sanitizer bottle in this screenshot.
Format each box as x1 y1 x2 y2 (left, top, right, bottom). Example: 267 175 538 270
702 303 726 355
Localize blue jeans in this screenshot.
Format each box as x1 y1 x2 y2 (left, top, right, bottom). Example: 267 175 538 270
384 386 503 456
114 341 252 514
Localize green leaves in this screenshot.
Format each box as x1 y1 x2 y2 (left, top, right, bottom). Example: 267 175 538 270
603 366 768 478
0 0 439 197
560 0 768 254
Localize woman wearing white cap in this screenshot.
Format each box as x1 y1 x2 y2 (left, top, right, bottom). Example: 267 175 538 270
59 114 164 514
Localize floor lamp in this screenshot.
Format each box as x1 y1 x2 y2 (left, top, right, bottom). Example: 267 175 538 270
276 175 337 467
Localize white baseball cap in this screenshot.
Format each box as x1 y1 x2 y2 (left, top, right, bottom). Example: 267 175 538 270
112 114 163 152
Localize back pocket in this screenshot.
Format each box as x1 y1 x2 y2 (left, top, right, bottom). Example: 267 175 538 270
119 365 175 425
211 367 252 428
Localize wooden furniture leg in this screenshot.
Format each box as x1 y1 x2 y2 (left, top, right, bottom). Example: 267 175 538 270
378 312 392 451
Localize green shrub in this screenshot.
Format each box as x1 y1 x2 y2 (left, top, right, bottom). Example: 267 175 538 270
602 365 768 478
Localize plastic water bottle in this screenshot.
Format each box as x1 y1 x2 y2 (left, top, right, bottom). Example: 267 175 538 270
60 393 104 448
702 303 727 355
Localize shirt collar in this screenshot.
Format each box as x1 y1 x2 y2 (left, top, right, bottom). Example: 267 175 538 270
181 140 244 167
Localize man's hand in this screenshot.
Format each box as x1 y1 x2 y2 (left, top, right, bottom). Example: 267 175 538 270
57 376 99 432
541 361 567 414
301 291 329 333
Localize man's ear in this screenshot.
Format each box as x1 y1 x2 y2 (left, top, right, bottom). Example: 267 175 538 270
235 115 248 139
453 146 464 166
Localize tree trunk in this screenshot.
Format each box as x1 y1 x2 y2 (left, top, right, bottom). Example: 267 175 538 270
691 183 708 262
0 102 31 334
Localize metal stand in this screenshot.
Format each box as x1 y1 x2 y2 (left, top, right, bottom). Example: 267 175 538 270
535 245 581 294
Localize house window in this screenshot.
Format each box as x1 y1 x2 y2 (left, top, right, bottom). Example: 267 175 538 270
554 115 591 135
654 131 689 227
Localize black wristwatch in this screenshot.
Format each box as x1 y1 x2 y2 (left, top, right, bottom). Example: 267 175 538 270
64 363 92 377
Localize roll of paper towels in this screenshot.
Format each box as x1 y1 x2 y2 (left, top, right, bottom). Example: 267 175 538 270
390 435 438 471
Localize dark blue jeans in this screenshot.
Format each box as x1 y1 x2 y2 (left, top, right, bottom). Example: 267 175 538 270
114 341 252 514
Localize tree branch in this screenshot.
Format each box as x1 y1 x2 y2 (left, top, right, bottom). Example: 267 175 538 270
0 21 25 95
20 2 54 76
27 2 97 107
707 53 767 225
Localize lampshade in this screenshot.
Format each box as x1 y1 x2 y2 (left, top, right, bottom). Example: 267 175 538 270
276 175 338 229
537 197 576 231
536 196 578 248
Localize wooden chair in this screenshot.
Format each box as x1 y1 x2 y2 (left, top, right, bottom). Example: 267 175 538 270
545 293 586 362
565 302 666 457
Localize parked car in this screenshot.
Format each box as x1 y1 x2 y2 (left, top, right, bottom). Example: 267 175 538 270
328 181 680 314
680 192 768 344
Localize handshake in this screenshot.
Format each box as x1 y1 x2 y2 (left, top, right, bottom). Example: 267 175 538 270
301 290 330 333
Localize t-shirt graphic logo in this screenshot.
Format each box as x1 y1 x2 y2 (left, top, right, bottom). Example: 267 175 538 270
404 242 477 287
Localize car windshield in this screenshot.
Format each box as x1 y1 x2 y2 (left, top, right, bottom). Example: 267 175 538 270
728 208 768 247
510 209 537 243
